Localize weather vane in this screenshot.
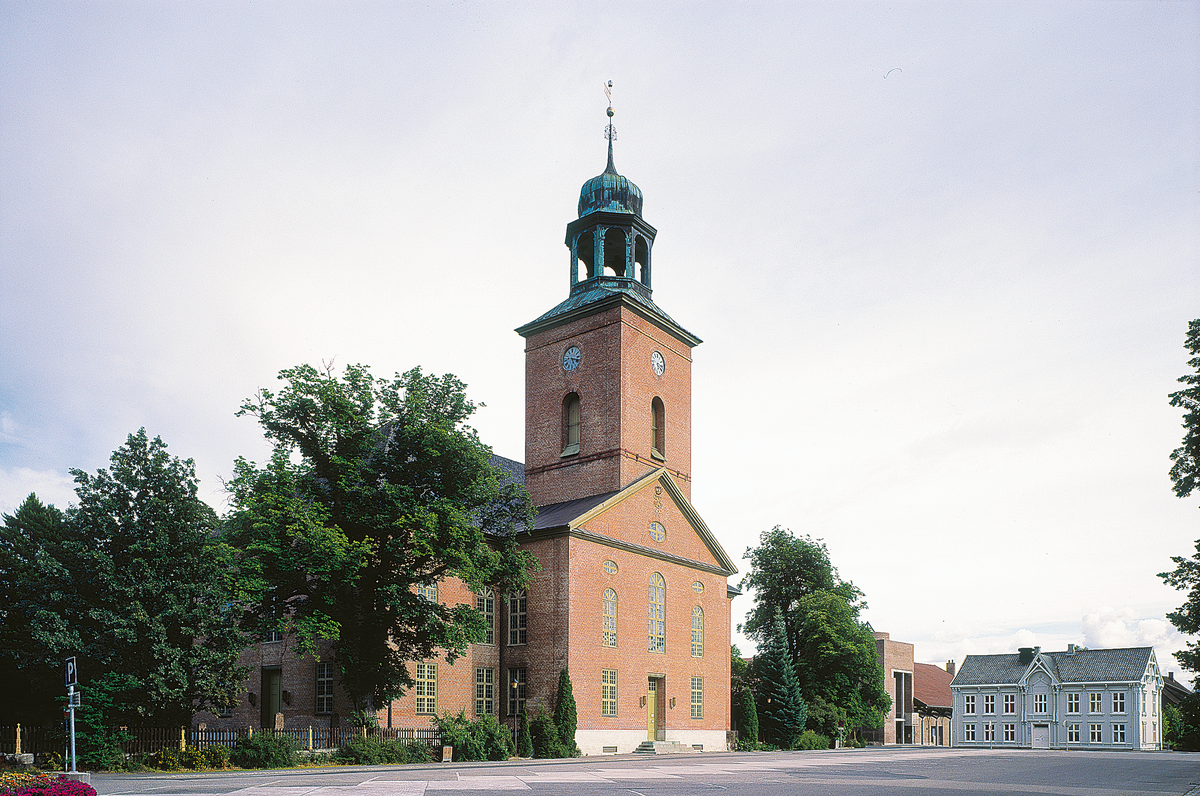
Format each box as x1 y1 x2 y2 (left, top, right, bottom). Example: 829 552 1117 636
603 80 617 142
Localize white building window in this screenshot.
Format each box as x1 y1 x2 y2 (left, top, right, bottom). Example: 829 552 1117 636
984 723 995 741
1034 694 1046 713
691 677 704 719
509 591 527 645
315 662 334 714
1067 692 1080 713
691 606 704 658
984 695 995 715
1067 722 1080 743
964 695 975 715
1089 692 1102 713
1112 691 1125 714
476 589 495 645
1003 694 1015 714
964 723 976 741
648 573 665 653
417 583 438 602
1089 723 1103 743
1003 724 1015 742
1112 723 1125 743
475 667 494 716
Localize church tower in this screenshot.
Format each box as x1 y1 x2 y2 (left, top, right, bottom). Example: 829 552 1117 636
516 96 702 507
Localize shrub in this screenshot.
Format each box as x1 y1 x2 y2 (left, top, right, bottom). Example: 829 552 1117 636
0 774 97 796
149 747 181 771
434 711 513 762
795 730 830 750
336 735 387 765
529 706 563 759
231 733 297 769
403 741 432 763
199 746 230 770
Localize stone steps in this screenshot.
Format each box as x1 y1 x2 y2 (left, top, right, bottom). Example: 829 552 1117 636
633 740 700 754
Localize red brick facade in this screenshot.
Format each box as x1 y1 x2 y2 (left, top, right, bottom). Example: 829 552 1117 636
200 142 736 755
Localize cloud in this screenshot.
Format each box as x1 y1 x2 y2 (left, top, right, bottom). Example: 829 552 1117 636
0 467 76 515
1082 607 1181 649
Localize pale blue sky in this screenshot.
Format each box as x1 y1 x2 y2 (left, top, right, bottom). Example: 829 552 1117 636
2 1 1197 680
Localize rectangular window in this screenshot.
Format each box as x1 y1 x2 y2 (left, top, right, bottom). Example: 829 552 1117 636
315 662 334 714
508 668 527 717
1112 691 1125 714
964 723 976 741
984 695 995 715
417 583 438 602
1068 722 1080 743
1003 724 1015 742
601 669 617 717
415 663 437 715
1003 694 1015 714
1067 692 1080 713
691 676 704 719
509 591 527 645
1089 692 1102 713
983 723 995 741
1089 723 1102 743
964 695 976 715
476 590 495 645
475 667 494 717
263 629 283 643
1034 693 1046 713
1112 723 1125 743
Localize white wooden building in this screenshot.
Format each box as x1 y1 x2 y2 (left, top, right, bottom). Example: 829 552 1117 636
950 646 1163 750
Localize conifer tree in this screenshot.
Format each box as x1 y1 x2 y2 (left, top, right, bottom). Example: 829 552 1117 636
738 687 760 745
755 609 807 748
553 668 580 756
516 708 533 757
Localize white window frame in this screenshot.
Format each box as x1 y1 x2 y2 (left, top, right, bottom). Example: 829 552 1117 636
1089 692 1102 714
1034 693 1046 713
1089 723 1103 743
1003 694 1015 714
475 667 494 716
602 588 618 648
964 723 976 741
1067 722 1080 743
1003 723 1015 742
691 676 704 719
1112 723 1125 743
964 695 975 715
984 695 995 715
1111 691 1125 714
1067 692 1080 713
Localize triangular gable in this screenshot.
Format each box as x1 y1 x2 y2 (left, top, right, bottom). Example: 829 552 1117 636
554 468 737 575
1019 654 1059 689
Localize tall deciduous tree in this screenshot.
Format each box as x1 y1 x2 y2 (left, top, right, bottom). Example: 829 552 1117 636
226 363 537 713
0 432 246 730
1162 319 1200 682
741 526 889 733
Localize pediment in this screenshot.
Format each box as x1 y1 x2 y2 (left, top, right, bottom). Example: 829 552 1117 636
566 469 736 575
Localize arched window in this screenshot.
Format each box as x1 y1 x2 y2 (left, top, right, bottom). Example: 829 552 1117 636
476 588 495 645
602 588 618 648
603 228 627 277
562 393 580 456
651 397 665 459
634 235 650 284
691 606 704 658
648 573 665 653
575 230 595 281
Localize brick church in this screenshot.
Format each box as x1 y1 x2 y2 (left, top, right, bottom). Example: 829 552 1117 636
199 113 738 755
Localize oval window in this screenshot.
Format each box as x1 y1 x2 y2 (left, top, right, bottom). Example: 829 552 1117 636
602 560 618 575
649 521 666 543
692 581 704 594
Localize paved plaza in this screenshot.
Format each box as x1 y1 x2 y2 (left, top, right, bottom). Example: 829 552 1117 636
91 747 1200 796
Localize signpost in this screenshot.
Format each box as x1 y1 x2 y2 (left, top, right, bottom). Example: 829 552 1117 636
65 657 78 773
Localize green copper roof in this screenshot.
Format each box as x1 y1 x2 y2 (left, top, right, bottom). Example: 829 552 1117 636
578 140 643 217
515 275 701 346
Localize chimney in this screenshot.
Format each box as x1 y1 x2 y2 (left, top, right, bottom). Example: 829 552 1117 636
1018 647 1035 664
946 660 956 676
1067 644 1076 655
1169 671 1175 681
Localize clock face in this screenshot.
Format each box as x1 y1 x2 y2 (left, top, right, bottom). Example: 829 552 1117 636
562 346 582 371
650 351 665 376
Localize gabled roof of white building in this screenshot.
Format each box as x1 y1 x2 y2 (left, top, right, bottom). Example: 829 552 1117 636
952 647 1155 687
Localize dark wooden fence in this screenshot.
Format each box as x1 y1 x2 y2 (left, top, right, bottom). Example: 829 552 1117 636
1 725 441 757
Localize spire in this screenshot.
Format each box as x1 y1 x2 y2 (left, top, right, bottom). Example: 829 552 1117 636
604 80 618 175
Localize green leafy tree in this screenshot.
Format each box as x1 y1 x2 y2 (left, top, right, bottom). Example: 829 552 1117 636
731 644 757 744
1162 320 1200 680
0 494 77 724
226 363 538 713
553 668 580 756
0 432 246 736
65 429 247 726
754 609 806 748
740 527 889 734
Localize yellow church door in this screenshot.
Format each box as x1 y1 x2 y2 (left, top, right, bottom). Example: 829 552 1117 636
647 678 657 741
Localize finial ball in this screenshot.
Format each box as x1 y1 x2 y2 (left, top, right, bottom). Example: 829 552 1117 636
607 107 614 118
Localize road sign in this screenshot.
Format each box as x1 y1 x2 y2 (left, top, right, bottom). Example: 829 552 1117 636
70 689 81 707
65 657 77 687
